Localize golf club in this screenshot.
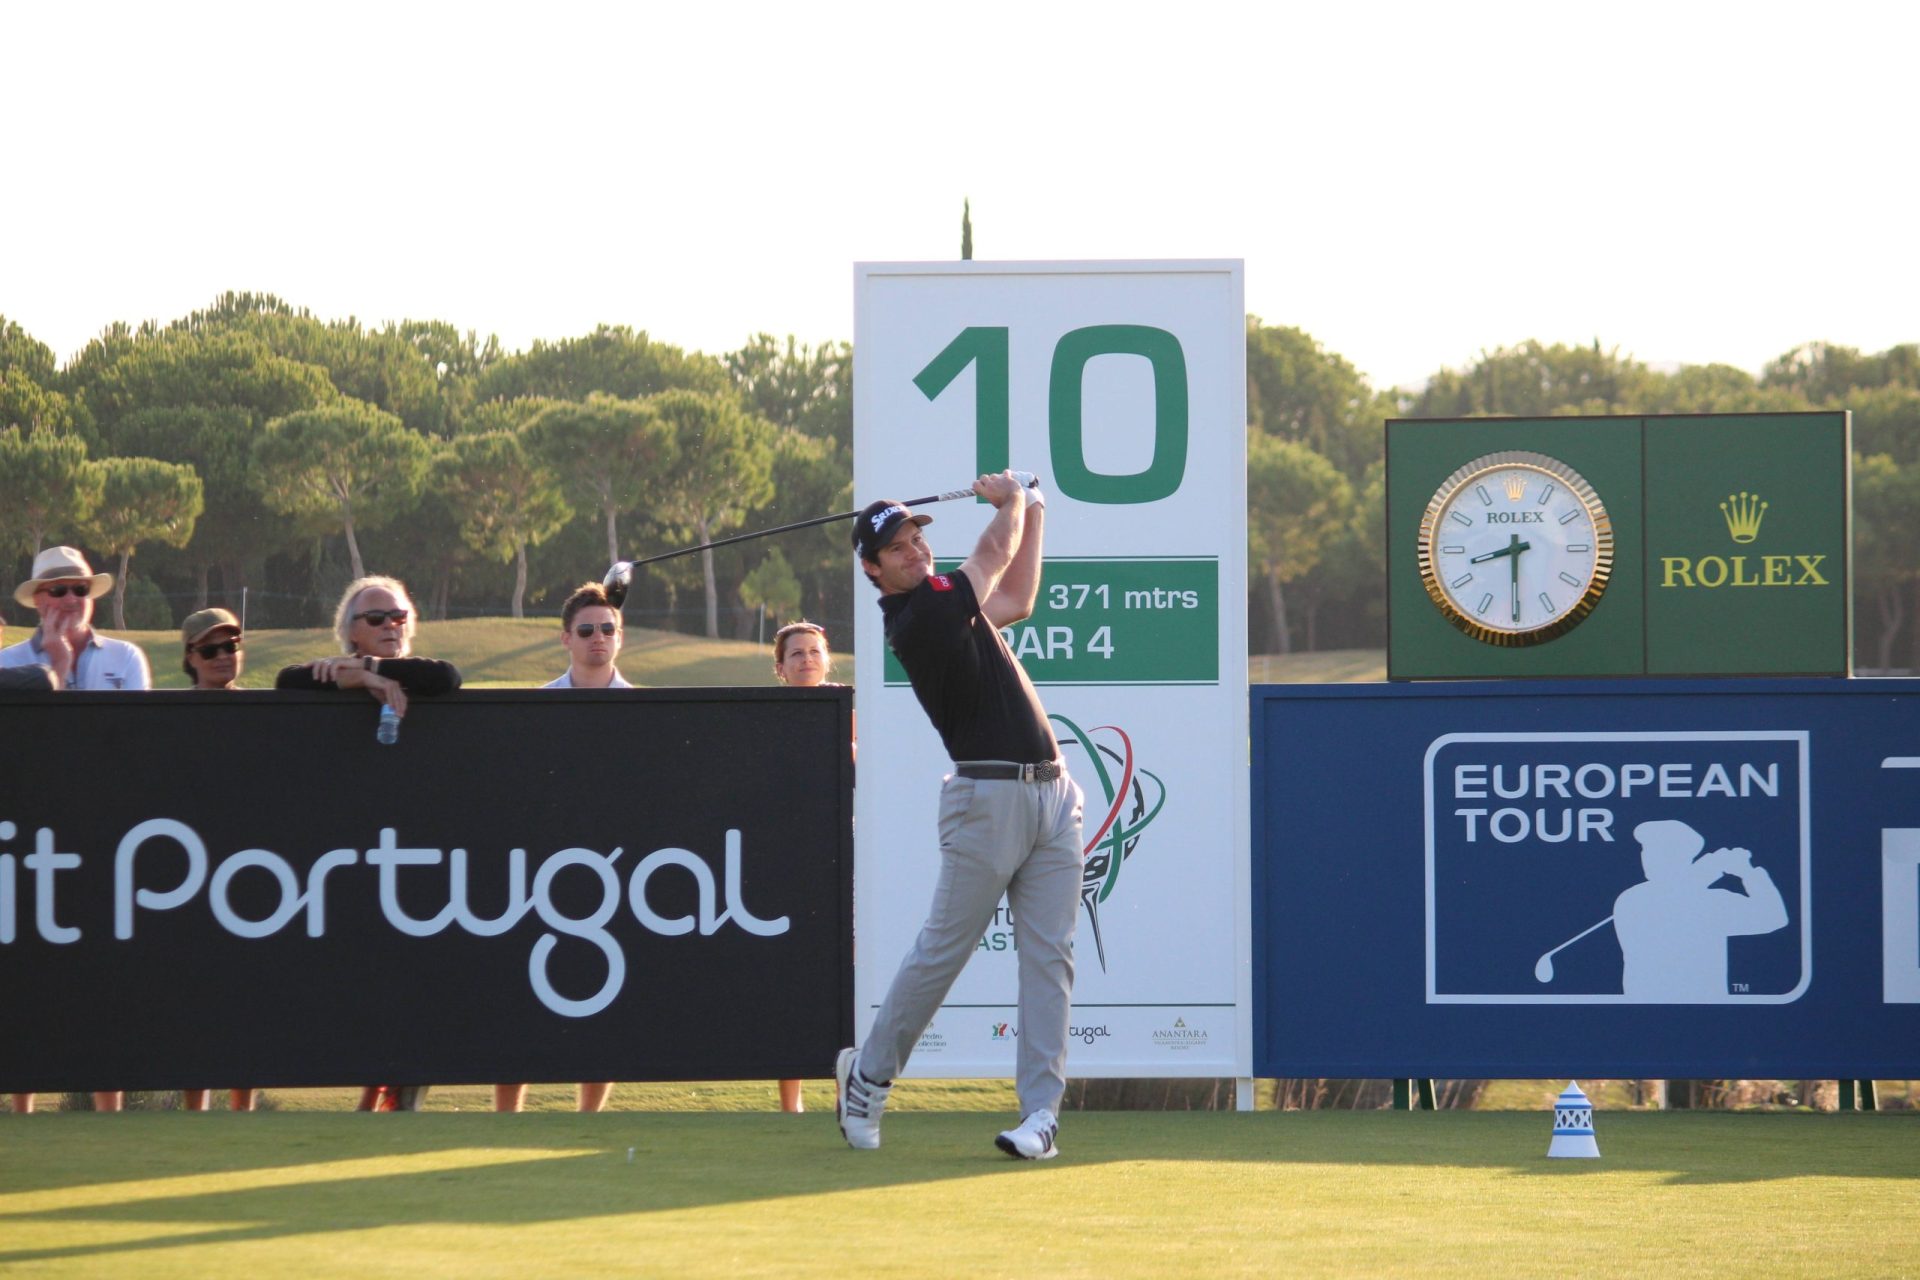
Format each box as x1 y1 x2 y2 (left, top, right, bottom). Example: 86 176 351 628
1532 915 1615 982
602 474 1037 607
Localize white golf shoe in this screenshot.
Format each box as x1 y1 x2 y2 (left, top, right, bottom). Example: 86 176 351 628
835 1047 891 1150
995 1108 1060 1160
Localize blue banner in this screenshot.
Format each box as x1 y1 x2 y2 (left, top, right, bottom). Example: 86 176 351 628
1251 679 1920 1077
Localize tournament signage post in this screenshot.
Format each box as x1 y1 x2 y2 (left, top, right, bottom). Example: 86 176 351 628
853 261 1249 1084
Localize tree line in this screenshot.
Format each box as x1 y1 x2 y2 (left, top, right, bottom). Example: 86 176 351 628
0 294 851 640
3 294 1916 669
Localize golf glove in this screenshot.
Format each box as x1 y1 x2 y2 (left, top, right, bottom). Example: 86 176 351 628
1011 471 1045 507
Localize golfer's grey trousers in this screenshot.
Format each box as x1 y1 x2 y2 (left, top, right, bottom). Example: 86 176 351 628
858 770 1085 1118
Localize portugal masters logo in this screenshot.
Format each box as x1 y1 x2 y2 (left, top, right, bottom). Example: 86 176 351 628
1050 714 1167 972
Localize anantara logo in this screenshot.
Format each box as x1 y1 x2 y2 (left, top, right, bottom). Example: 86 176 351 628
1152 1016 1209 1050
1051 714 1166 973
1660 490 1828 590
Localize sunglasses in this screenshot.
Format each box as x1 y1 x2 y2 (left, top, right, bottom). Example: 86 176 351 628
351 609 409 627
193 639 242 659
38 583 93 598
574 622 619 638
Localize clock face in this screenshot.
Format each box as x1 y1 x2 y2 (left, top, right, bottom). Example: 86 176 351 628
1416 450 1615 646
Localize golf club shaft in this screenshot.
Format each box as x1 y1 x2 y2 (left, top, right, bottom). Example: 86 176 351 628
615 483 1000 571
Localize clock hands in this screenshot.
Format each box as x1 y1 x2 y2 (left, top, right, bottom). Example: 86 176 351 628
1510 539 1523 623
1469 536 1532 564
1465 534 1531 622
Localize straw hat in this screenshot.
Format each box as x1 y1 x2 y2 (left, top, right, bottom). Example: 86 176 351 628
13 546 112 608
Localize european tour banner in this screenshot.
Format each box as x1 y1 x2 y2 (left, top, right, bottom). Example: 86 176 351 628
852 261 1250 1079
0 689 853 1092
1251 679 1920 1078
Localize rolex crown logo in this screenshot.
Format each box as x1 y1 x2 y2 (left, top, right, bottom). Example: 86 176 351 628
1720 491 1768 544
1503 473 1528 502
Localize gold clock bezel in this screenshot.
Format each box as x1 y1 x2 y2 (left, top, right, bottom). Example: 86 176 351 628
1416 450 1614 647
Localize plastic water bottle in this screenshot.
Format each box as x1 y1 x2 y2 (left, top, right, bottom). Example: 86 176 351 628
376 704 401 745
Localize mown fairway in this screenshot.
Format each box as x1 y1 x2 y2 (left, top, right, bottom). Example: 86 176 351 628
2 1107 1913 1278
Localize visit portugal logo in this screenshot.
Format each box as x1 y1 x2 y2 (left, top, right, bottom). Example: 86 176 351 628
1050 714 1167 972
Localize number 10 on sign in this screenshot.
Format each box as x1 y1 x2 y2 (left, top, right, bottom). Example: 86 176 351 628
913 326 1191 505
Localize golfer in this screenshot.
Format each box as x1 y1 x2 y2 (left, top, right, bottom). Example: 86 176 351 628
836 470 1083 1160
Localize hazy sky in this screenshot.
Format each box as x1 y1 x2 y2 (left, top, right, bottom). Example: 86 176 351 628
7 2 1913 390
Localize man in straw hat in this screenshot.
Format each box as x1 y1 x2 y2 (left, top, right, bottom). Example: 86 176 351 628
0 546 151 690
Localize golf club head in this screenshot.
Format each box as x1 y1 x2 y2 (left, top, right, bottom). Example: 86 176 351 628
603 561 633 609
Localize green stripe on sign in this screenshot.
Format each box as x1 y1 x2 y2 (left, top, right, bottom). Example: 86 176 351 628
883 557 1219 687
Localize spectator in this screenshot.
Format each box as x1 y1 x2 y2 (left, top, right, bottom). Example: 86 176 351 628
497 583 628 1115
175 607 260 1112
3 550 140 1114
274 575 460 714
180 607 245 692
1 546 150 690
768 620 851 1116
771 621 831 689
276 575 460 1112
543 582 631 690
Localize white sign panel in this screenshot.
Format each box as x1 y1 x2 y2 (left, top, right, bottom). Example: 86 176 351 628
852 260 1248 1078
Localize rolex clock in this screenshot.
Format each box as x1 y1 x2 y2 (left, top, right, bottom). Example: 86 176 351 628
1415 450 1614 646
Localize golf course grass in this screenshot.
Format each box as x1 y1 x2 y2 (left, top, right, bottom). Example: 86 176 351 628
2 1107 1912 1277
115 616 784 690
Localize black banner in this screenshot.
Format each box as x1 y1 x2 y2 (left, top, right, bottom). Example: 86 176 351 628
0 688 853 1091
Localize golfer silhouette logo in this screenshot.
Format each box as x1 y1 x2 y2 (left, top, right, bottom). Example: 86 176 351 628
1536 819 1788 1001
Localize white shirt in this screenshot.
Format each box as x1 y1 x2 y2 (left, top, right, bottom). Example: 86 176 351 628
542 668 632 689
0 632 152 690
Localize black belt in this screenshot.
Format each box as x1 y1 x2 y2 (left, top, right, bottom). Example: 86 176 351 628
955 760 1064 782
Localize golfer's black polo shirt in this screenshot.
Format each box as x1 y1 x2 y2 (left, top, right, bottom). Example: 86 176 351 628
880 568 1058 764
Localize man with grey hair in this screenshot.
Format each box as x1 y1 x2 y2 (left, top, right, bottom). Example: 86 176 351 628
274 573 460 1113
274 574 460 716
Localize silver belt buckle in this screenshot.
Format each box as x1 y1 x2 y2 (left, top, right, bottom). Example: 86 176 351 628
1026 760 1061 782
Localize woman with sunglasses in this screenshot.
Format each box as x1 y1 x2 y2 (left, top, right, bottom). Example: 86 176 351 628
181 607 245 691
173 608 263 1111
275 575 461 1112
768 620 852 1115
